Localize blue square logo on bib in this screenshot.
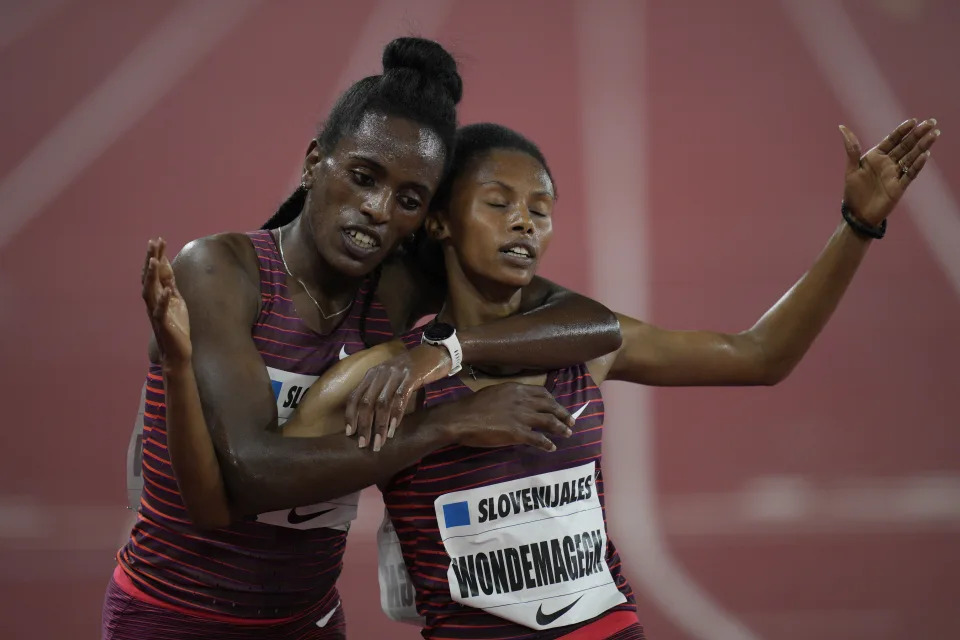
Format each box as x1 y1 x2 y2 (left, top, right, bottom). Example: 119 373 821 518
442 501 470 528
270 379 283 400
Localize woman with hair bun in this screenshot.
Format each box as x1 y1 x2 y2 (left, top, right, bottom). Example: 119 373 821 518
105 37 620 640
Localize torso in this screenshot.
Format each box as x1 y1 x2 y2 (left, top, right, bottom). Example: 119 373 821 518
118 230 394 620
381 329 638 639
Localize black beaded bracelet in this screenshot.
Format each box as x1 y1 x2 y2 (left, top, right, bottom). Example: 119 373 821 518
841 201 886 239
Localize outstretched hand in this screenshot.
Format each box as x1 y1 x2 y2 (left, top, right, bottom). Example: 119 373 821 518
141 238 191 367
839 118 940 226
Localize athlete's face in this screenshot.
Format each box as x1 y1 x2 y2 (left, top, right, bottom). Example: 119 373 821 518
302 112 446 278
431 149 555 290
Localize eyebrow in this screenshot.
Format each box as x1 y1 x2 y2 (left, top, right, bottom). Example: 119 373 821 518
481 180 554 198
348 153 431 194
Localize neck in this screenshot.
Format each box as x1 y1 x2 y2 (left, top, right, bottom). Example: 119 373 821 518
437 253 523 330
279 213 360 303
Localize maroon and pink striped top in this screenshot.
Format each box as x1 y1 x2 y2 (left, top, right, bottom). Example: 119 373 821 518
116 230 393 620
382 329 638 639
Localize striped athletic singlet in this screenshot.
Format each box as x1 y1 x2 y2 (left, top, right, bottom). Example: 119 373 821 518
116 230 393 620
382 331 640 639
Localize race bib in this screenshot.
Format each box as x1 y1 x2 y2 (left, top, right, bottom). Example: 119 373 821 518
255 367 359 531
434 461 625 631
376 508 424 625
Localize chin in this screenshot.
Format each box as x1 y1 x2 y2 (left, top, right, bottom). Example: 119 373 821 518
494 268 536 289
320 239 383 278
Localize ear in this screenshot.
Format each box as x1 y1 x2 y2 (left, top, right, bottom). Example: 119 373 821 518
424 211 451 240
301 139 321 188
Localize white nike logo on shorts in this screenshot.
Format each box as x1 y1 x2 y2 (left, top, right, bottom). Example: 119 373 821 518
339 345 349 360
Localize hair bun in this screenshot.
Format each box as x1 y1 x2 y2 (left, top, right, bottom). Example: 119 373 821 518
382 37 462 104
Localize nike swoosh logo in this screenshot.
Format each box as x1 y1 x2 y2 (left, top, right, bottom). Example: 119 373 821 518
287 506 336 525
535 595 583 626
570 401 591 421
338 344 349 360
315 600 340 627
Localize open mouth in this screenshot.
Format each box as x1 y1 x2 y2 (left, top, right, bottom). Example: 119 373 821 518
499 241 537 265
340 226 383 260
345 228 381 250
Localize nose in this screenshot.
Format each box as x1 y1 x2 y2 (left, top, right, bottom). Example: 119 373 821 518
360 188 391 224
510 207 535 235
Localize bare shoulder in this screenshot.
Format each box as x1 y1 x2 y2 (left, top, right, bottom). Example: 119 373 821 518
173 232 260 284
171 232 263 328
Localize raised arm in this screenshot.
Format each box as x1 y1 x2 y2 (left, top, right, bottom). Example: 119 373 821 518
589 118 940 387
142 237 572 524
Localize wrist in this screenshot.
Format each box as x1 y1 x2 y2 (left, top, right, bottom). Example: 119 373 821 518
421 322 463 375
161 356 194 379
424 344 453 376
841 200 886 239
421 404 459 447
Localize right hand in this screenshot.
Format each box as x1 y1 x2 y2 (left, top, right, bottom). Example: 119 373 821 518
141 238 191 367
346 344 451 450
437 383 575 452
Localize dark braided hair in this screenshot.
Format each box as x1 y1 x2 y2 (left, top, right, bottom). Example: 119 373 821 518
261 37 462 346
406 122 555 291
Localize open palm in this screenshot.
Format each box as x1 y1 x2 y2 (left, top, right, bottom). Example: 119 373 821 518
840 118 940 226
141 238 191 365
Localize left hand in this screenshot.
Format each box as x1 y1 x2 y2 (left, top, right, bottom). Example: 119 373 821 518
141 237 191 367
345 344 451 451
840 118 940 226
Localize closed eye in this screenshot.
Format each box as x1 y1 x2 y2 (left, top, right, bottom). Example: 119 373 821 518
530 209 547 217
486 202 507 209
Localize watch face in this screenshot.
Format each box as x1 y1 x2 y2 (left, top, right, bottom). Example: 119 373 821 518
423 322 455 342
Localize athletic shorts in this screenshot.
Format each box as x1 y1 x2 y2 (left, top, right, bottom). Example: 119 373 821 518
102 566 345 640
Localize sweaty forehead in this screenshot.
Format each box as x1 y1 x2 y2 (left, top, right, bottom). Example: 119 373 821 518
347 112 445 176
470 149 553 195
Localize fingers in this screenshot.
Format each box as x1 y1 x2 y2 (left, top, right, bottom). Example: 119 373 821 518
900 150 931 185
511 385 575 429
347 367 399 449
154 286 172 324
371 369 408 451
889 118 936 161
142 239 155 284
839 125 862 173
525 411 573 438
517 429 557 453
388 373 415 439
898 125 940 171
345 370 375 442
876 118 918 153
141 256 161 310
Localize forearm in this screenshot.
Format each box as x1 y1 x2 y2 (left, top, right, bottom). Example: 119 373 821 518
747 221 871 381
459 287 621 367
221 408 455 515
162 361 233 528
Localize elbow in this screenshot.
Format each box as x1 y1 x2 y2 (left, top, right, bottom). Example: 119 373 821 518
217 446 264 517
598 311 623 353
757 365 791 386
742 331 793 386
756 354 798 386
